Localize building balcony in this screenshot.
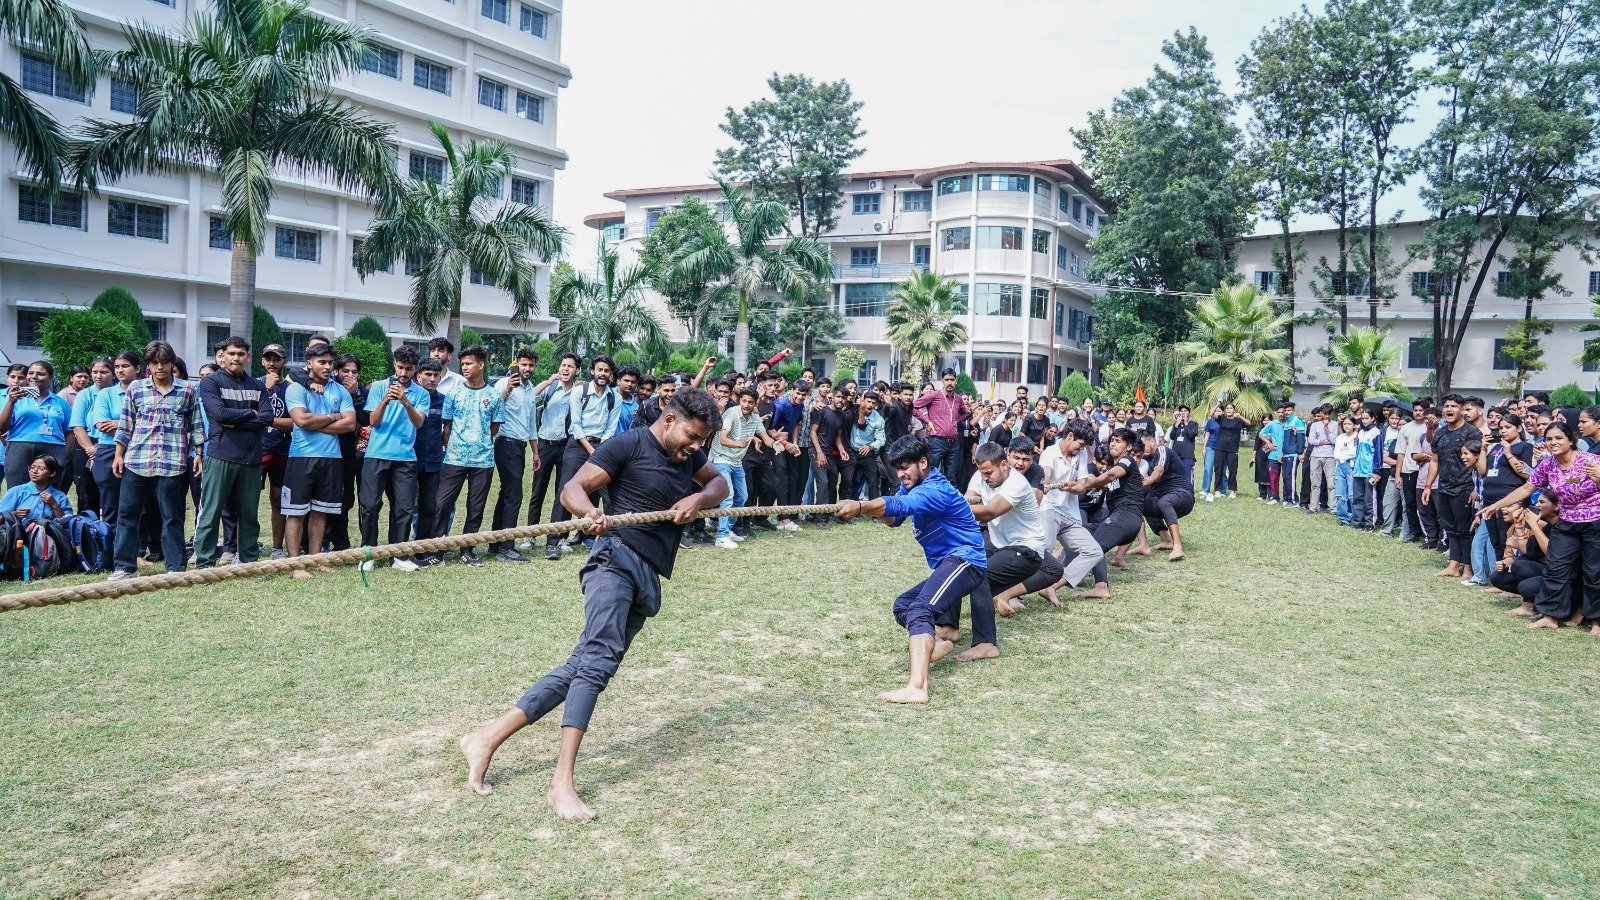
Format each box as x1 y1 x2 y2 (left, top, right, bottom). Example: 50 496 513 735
833 263 929 280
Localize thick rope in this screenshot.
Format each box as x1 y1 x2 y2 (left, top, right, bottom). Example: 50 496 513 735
0 503 843 613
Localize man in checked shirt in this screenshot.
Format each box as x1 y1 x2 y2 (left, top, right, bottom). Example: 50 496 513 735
108 341 205 581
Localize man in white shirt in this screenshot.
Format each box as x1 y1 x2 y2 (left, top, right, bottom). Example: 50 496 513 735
1039 420 1104 600
429 337 465 395
1396 398 1431 543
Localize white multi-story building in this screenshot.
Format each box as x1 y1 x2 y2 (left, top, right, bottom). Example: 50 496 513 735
2 0 568 366
1235 220 1600 405
586 159 1109 396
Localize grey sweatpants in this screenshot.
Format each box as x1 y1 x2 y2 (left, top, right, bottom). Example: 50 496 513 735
1051 505 1103 588
516 535 661 731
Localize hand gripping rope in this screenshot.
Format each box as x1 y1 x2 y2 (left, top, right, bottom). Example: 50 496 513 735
0 504 844 613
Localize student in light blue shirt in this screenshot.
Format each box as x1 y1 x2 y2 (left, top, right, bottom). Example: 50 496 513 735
358 346 429 563
0 360 73 490
488 347 541 561
68 357 113 514
435 345 503 565
283 342 357 575
87 352 140 530
549 356 618 551
0 454 73 523
530 352 581 555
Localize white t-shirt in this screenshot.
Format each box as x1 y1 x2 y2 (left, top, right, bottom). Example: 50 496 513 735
1039 443 1088 519
968 468 1050 554
1398 420 1427 474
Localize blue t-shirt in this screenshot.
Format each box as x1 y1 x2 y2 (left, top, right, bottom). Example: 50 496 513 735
363 380 430 463
70 385 100 431
6 393 71 445
443 383 503 469
0 481 72 522
286 381 354 459
88 384 128 446
1260 420 1286 462
1281 416 1306 457
879 468 988 570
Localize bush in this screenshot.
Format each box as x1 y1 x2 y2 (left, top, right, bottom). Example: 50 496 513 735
345 317 392 369
251 306 286 377
612 348 639 369
331 337 392 385
38 309 141 372
460 327 484 351
89 286 150 346
834 347 865 381
776 362 805 385
1549 383 1591 408
1057 371 1093 406
532 338 558 380
955 373 977 396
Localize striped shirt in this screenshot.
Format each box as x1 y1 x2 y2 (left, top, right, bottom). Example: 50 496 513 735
711 406 764 465
115 378 205 478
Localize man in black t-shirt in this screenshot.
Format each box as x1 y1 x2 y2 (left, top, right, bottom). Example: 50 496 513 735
1207 404 1247 500
460 388 729 822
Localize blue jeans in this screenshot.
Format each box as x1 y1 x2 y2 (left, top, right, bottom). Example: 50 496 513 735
927 436 959 481
114 470 188 574
1335 461 1353 523
715 462 747 539
1469 520 1494 582
1201 445 1215 493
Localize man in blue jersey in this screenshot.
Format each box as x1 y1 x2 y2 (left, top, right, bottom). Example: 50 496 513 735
837 434 990 705
283 342 356 578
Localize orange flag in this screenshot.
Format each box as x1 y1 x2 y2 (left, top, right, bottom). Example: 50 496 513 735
1134 382 1146 404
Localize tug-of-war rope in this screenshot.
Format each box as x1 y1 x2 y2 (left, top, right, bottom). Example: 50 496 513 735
0 503 844 613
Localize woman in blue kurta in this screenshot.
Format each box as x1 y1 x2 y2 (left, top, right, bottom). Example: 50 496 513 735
0 361 73 490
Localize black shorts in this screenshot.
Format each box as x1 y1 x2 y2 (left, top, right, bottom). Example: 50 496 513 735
282 456 343 517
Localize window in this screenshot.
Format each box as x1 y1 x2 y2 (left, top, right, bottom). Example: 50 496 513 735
1033 179 1052 199
478 77 506 110
409 151 445 184
976 226 1024 250
108 199 167 241
206 324 230 352
901 190 931 212
975 283 1023 317
1071 197 1083 222
16 309 48 348
209 216 233 250
1056 245 1068 271
274 226 320 262
511 177 539 206
1055 302 1066 336
937 175 971 195
972 355 1020 383
1030 287 1049 320
520 5 547 35
1586 340 1599 373
645 207 666 234
469 268 492 285
515 91 543 122
401 339 430 357
352 238 391 274
110 78 139 114
1495 270 1526 296
1411 270 1443 298
978 174 1029 192
18 185 84 229
144 318 168 343
1070 252 1081 275
1059 191 1072 215
950 283 969 314
913 245 930 266
1407 337 1434 370
1590 271 1600 297
849 247 878 267
361 44 401 79
483 175 503 198
601 222 624 241
1032 228 1050 254
481 0 509 23
843 283 892 317
1255 271 1283 294
941 226 971 251
1068 308 1084 341
1329 272 1371 296
413 58 451 95
1492 338 1526 371
21 51 89 103
405 255 424 277
858 359 879 384
851 193 881 215
283 330 314 364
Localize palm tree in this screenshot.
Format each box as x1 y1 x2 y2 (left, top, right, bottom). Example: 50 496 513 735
2 0 92 189
355 122 565 360
663 179 831 371
1322 327 1412 404
886 270 969 385
1175 283 1291 421
72 0 401 349
552 237 667 359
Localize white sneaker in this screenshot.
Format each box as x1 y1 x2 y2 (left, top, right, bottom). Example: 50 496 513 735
219 551 235 565
107 570 133 582
730 532 748 542
715 537 740 550
779 520 800 531
360 560 375 572
390 558 419 573
515 539 534 550
1204 493 1214 502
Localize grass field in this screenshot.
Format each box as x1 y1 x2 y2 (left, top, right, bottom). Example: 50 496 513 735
4 495 1600 898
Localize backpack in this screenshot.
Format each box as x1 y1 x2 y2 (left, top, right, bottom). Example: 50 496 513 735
65 511 113 572
0 516 72 581
0 516 25 581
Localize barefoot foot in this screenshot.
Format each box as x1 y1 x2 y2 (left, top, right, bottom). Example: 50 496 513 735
1077 583 1110 600
1109 557 1126 570
936 625 961 643
548 782 597 823
316 565 336 574
876 685 929 704
955 642 1000 662
995 598 1016 618
292 569 313 580
930 638 955 663
1506 603 1535 618
1167 549 1185 562
1528 616 1561 629
1128 546 1152 557
460 733 495 796
1042 588 1062 608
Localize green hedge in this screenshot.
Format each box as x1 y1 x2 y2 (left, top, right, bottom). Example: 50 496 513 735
331 337 391 385
251 306 286 377
39 309 141 372
1549 383 1591 408
89 286 151 346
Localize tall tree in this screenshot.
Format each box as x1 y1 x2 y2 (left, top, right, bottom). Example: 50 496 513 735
74 0 402 351
1412 0 1600 394
354 122 566 362
1 0 92 189
637 197 734 342
551 237 667 359
1073 29 1256 362
1175 283 1291 421
662 180 831 372
885 271 969 386
1322 327 1412 403
715 73 865 239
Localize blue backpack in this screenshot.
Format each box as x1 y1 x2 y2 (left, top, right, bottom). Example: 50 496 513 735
65 511 113 573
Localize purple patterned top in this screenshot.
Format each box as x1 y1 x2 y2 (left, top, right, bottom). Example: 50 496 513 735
1526 451 1600 524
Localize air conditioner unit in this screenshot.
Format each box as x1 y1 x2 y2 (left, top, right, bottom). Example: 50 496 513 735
873 222 885 233
867 179 881 190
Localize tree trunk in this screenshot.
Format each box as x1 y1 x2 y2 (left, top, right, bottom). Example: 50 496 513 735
733 290 750 372
230 239 256 349
446 292 463 372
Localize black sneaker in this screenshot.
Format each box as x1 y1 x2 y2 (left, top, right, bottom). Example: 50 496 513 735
460 549 484 567
416 554 442 568
493 549 531 563
544 543 561 561
679 534 693 550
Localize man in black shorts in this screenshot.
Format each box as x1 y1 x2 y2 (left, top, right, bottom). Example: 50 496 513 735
459 387 729 822
283 342 356 577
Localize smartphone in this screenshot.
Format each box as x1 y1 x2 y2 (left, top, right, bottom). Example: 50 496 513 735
22 386 40 399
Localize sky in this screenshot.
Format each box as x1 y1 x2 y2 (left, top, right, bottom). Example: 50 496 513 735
551 0 1434 267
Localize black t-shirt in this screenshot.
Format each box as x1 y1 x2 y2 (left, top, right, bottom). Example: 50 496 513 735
1151 447 1192 493
814 405 850 453
1431 421 1477 495
260 378 292 456
986 424 1012 447
1167 421 1198 461
1018 462 1045 490
1127 415 1158 439
1213 416 1247 453
881 400 910 444
1022 413 1051 443
1481 440 1534 505
1107 454 1146 515
748 399 775 461
587 426 708 578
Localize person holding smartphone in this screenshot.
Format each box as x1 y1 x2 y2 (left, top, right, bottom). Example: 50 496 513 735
0 360 73 490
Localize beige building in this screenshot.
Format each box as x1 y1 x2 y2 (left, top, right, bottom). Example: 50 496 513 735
2 0 569 366
586 159 1109 396
1235 220 1600 404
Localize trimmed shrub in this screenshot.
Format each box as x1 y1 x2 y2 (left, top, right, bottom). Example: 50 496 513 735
955 373 977 396
331 337 392 385
38 309 141 373
251 306 286 377
345 316 393 369
1058 371 1093 406
89 286 151 346
1549 383 1591 409
460 326 484 351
